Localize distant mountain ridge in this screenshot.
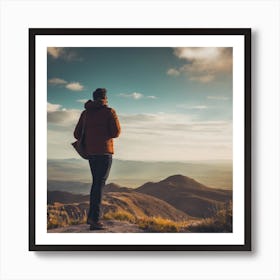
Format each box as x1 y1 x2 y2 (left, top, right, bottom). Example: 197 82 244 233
48 158 232 189
135 175 232 218
47 190 88 204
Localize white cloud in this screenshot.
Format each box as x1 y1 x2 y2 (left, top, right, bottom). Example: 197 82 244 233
77 99 89 103
47 47 81 61
168 47 232 83
167 68 180 76
48 78 67 85
65 82 84 91
47 102 81 126
47 102 84 158
174 48 220 61
191 105 208 110
207 96 229 101
119 92 157 100
48 77 85 92
192 74 215 83
47 47 64 59
177 104 208 110
48 109 81 126
119 92 143 100
47 102 62 112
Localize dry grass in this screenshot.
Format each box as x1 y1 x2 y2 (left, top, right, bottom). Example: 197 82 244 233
47 209 70 229
47 206 87 229
186 201 232 232
137 216 181 232
47 201 233 233
103 201 232 233
103 210 136 224
103 210 190 232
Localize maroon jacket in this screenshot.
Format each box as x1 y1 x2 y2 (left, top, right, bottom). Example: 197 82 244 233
74 100 121 155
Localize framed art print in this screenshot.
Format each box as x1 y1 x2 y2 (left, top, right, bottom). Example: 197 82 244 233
29 28 251 251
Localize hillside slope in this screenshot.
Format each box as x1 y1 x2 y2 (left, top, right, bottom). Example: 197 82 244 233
102 191 189 221
136 175 232 217
47 187 190 230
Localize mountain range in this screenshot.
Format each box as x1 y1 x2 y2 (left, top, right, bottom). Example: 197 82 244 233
47 174 232 230
48 158 232 189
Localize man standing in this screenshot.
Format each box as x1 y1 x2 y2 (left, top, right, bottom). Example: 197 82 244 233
74 88 121 230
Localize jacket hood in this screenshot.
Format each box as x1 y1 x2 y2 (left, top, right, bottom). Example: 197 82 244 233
84 99 107 110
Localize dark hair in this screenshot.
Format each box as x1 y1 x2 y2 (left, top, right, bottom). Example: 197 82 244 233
93 88 107 100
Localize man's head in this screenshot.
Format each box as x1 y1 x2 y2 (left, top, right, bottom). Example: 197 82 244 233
93 88 107 101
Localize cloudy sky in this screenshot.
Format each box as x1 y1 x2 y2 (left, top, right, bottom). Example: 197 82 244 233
47 47 232 161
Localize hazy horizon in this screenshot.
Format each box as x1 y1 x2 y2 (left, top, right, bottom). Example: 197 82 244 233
48 156 232 163
48 157 232 190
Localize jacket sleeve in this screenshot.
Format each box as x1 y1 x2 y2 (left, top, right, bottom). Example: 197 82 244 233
109 109 121 138
73 111 86 140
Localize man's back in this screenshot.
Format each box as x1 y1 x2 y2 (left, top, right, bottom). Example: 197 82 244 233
74 99 121 155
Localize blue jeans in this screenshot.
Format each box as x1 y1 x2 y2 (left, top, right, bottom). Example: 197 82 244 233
87 154 112 223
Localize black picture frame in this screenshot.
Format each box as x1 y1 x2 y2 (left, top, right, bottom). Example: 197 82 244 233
29 28 251 251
